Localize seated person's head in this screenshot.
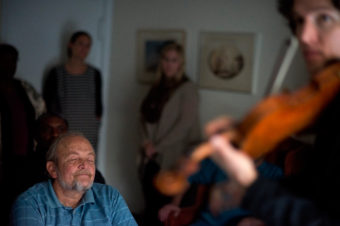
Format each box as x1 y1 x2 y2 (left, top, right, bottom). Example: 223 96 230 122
35 113 68 150
46 132 96 192
0 43 18 79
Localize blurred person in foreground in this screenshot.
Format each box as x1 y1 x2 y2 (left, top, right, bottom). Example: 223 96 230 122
207 0 340 225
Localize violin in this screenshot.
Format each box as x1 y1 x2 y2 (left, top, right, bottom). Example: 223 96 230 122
154 61 340 196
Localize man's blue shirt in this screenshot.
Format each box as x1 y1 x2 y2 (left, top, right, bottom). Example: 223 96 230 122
10 180 137 226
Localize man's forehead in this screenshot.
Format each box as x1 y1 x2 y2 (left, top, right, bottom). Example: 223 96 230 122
58 136 94 154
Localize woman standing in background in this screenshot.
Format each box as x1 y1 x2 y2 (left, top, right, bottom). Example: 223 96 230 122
44 31 103 152
139 41 201 225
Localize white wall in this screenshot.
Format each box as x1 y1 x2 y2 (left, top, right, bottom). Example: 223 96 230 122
107 0 308 213
0 0 113 91
1 0 309 214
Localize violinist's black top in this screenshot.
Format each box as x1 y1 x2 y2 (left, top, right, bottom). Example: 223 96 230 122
241 91 340 226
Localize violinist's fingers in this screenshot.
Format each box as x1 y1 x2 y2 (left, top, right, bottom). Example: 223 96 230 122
210 135 258 187
191 130 236 162
205 115 235 137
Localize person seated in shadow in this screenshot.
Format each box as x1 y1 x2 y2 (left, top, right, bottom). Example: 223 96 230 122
28 112 106 188
0 43 46 225
158 157 283 226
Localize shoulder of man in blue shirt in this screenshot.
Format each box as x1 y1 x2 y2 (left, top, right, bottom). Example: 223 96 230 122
10 180 137 226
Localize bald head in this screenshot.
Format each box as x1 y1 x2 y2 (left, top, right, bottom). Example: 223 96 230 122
46 132 96 193
46 132 95 164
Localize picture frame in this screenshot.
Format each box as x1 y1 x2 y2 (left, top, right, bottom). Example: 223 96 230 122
198 31 258 93
136 29 186 84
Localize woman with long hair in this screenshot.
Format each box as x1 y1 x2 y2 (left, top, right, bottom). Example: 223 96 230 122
139 41 201 225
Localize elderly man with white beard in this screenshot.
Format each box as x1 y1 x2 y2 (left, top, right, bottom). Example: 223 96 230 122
10 132 137 226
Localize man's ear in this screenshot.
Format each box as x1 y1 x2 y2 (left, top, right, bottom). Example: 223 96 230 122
46 161 57 179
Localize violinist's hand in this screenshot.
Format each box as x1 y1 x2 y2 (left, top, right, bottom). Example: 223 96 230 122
158 204 181 222
210 135 258 188
205 115 235 137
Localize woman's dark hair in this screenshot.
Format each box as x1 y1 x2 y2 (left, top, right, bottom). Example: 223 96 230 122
278 0 340 33
67 31 92 57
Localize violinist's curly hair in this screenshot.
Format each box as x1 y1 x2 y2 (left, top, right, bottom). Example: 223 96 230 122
278 0 340 33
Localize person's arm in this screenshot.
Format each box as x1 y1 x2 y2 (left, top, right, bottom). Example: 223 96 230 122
137 116 157 161
210 136 258 187
243 176 337 226
20 79 46 118
154 82 199 152
210 135 340 226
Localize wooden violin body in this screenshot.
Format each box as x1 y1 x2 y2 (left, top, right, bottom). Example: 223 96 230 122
239 61 340 158
155 62 340 196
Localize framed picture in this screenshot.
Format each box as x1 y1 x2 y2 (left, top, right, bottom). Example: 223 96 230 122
136 29 186 84
198 31 258 93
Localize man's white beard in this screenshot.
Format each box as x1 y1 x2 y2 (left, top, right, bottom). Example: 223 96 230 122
56 170 93 192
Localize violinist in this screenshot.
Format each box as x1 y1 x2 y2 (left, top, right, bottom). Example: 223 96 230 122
208 0 340 225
